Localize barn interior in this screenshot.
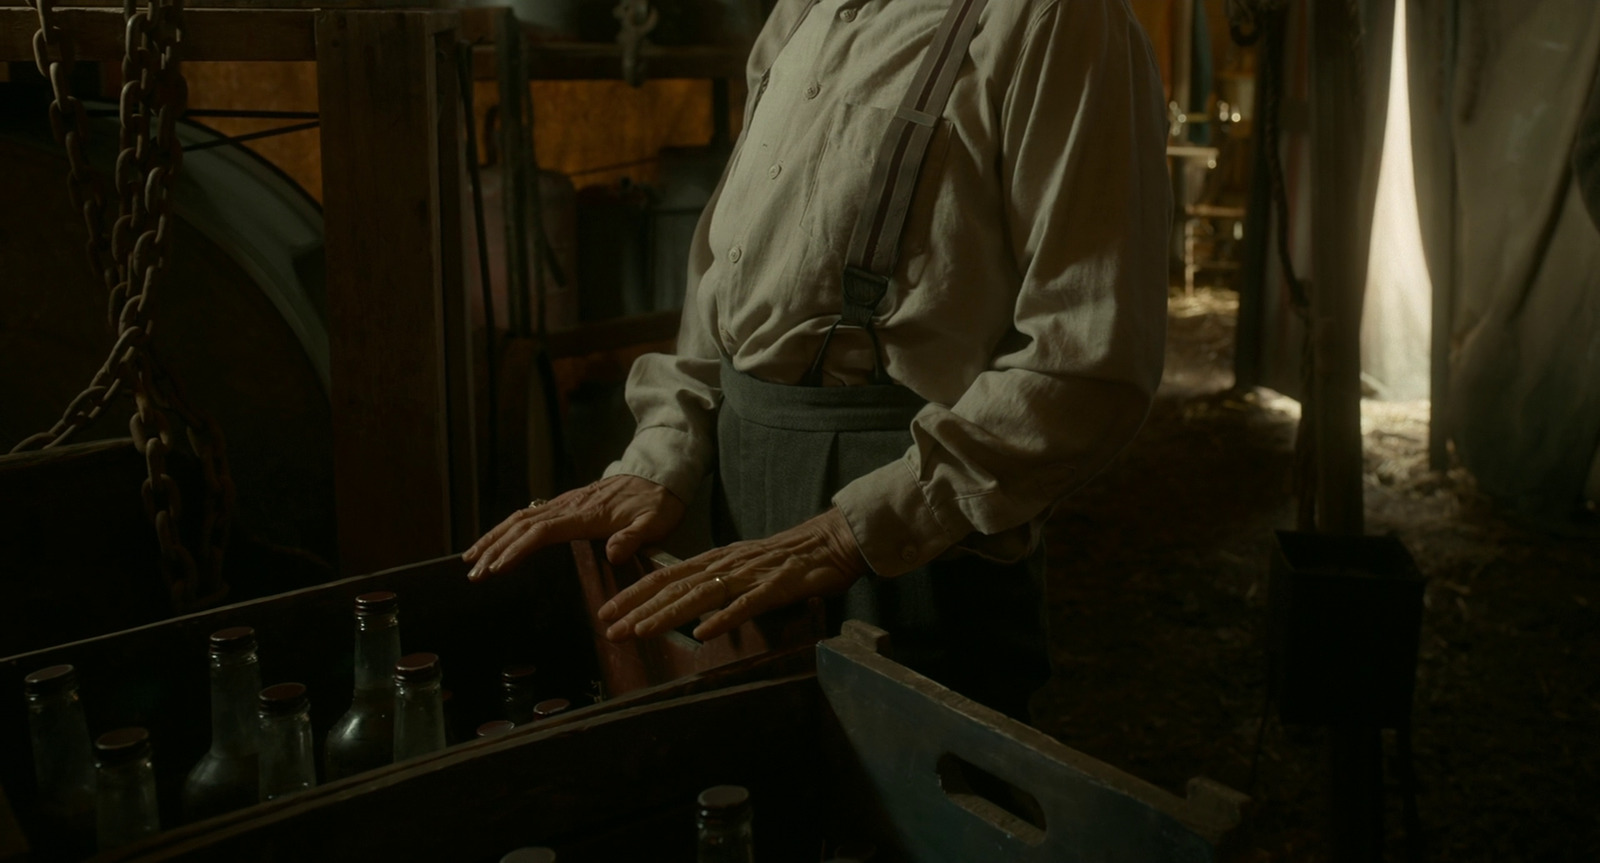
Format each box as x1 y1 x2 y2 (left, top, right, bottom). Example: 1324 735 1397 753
1 0 1597 861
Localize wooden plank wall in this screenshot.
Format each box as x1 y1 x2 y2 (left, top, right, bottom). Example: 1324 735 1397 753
315 10 472 574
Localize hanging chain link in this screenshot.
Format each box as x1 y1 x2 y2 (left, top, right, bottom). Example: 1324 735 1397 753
17 0 233 611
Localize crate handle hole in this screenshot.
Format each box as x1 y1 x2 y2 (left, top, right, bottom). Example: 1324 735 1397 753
935 752 1048 845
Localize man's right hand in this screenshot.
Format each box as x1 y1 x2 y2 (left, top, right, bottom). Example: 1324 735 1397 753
462 475 687 581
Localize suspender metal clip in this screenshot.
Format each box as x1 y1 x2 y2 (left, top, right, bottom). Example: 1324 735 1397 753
840 266 890 327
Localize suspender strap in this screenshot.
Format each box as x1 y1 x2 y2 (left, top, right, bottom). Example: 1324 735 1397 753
805 0 988 386
847 0 987 278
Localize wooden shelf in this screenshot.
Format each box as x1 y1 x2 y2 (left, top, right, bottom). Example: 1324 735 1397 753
471 40 747 82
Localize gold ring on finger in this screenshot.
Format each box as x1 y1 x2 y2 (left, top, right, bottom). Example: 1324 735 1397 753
712 574 731 605
527 498 548 510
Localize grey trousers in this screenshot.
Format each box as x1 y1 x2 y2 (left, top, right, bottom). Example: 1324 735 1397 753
714 359 1051 720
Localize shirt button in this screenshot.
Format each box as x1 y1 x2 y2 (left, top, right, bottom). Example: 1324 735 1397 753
767 164 782 180
839 7 857 21
728 245 742 263
805 82 821 99
900 545 919 563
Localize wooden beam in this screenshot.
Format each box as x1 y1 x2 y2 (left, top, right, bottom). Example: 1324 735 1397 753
1420 0 1458 471
316 9 462 575
471 41 749 81
435 33 481 550
1310 5 1379 862
1309 0 1367 537
25 0 429 7
0 7 316 62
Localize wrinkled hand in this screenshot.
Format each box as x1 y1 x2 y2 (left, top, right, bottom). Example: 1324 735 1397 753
462 475 686 580
597 507 869 643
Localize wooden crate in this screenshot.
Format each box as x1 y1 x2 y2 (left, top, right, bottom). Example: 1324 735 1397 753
1 542 821 861
83 623 1247 863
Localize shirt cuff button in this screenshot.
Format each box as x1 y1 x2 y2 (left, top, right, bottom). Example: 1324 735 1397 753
900 545 919 563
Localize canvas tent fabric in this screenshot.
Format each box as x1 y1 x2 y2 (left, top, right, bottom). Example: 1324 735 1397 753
1243 0 1600 518
1439 0 1600 516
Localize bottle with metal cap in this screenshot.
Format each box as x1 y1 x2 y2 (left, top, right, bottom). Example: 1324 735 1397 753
532 698 570 721
502 664 539 726
23 664 95 853
392 653 447 762
182 626 263 821
257 683 316 802
326 591 402 780
476 719 515 739
94 727 160 850
500 847 557 863
696 785 753 863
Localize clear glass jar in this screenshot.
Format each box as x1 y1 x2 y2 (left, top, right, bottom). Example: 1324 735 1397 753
392 653 446 762
182 627 263 821
94 727 160 850
24 664 95 854
696 785 753 863
325 591 402 780
257 683 316 802
502 664 539 726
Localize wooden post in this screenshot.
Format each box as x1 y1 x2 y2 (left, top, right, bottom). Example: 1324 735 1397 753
1419 0 1459 472
435 33 482 551
1310 2 1379 860
316 9 473 575
1309 0 1367 538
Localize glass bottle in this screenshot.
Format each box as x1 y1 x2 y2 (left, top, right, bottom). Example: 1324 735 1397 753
502 664 539 726
182 626 263 822
532 698 570 721
257 683 316 802
24 664 95 854
696 785 753 863
500 848 557 863
392 653 446 762
476 720 515 739
325 591 402 780
94 727 160 851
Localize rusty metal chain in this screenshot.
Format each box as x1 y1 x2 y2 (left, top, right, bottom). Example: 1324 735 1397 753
17 0 233 611
31 0 119 299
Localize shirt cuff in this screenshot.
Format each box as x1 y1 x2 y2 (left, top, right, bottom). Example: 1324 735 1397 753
832 458 971 577
602 425 707 505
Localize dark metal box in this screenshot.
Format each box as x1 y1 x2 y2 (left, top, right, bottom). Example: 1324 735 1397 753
1267 531 1426 728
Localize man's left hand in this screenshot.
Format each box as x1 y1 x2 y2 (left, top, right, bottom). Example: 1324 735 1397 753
597 507 869 643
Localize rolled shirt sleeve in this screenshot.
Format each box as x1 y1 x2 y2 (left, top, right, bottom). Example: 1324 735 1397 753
600 152 735 505
834 0 1171 576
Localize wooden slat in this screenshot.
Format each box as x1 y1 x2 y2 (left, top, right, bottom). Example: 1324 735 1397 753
818 623 1246 859
0 7 316 62
17 0 428 7
316 9 461 575
435 33 480 548
471 41 749 81
102 674 827 862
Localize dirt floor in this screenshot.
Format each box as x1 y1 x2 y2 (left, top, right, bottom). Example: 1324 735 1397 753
1031 288 1600 862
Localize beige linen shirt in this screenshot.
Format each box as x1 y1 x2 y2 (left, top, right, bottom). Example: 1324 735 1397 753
605 0 1171 577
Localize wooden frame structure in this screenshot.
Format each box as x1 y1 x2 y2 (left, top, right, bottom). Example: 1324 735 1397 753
1 2 743 576
3 1 474 577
